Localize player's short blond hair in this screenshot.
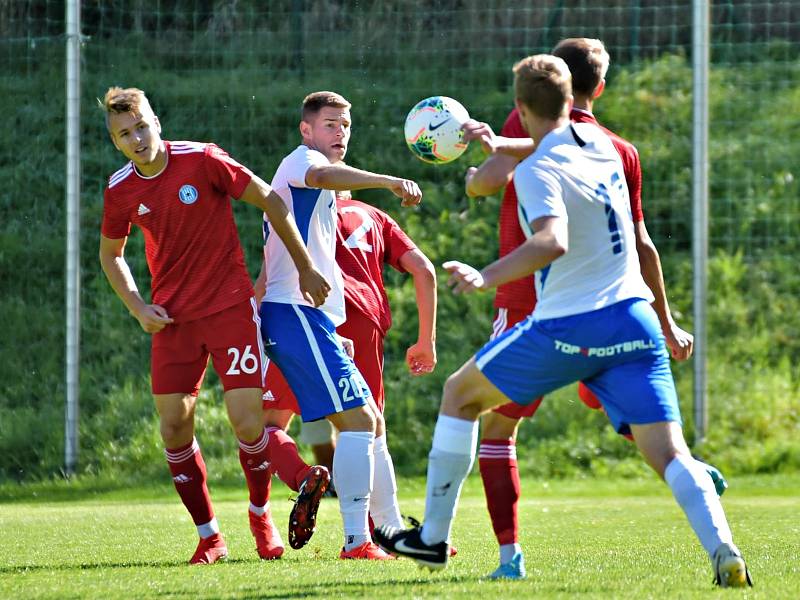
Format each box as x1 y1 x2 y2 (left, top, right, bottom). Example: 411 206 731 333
100 87 154 128
552 38 610 98
513 54 572 121
301 91 351 122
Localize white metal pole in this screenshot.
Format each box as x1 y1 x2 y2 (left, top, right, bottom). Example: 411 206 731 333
65 0 81 476
692 0 710 444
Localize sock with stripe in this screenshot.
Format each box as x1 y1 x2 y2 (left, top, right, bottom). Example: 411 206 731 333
264 426 311 492
238 427 272 508
165 438 216 538
478 438 521 548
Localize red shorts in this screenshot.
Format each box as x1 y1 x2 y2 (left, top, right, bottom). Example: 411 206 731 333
489 308 543 419
338 308 384 412
262 359 299 414
151 298 264 396
263 308 385 413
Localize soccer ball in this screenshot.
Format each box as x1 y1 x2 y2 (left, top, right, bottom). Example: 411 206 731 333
404 96 470 164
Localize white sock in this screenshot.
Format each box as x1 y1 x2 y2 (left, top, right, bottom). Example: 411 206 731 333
420 414 478 545
197 517 219 539
664 454 733 556
500 542 521 564
370 434 404 529
334 430 375 551
249 502 268 516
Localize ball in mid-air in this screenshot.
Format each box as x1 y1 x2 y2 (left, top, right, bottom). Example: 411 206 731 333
404 96 470 164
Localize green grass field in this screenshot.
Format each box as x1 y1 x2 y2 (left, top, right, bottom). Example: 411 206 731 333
2 474 798 599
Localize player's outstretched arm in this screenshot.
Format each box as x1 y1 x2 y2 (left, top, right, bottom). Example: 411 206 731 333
305 163 422 207
99 235 173 333
240 176 331 307
464 153 519 198
398 248 437 375
634 220 694 360
444 215 567 294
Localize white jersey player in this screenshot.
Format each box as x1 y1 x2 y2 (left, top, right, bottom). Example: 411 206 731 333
375 55 751 589
265 145 346 326
259 90 422 560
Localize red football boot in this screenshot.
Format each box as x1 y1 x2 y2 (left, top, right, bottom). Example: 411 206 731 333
249 509 285 560
339 541 396 560
189 532 228 565
288 466 330 549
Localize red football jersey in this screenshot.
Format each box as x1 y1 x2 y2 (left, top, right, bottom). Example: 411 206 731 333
335 197 417 336
101 141 254 323
494 109 537 312
494 108 646 311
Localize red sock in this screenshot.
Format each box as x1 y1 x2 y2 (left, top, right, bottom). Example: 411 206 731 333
265 426 311 492
478 439 520 546
239 428 272 508
165 438 215 527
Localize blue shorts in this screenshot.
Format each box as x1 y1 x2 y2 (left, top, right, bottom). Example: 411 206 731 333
476 298 680 435
260 302 370 422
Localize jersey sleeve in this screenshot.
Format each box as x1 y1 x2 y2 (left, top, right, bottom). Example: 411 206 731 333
204 143 254 199
382 213 418 272
100 187 132 239
514 163 567 229
282 147 329 188
500 108 527 139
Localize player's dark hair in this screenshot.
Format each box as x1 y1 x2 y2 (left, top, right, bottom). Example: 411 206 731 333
301 91 351 121
552 38 610 98
513 55 572 121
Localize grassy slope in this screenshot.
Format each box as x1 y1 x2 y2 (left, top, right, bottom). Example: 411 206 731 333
2 474 799 599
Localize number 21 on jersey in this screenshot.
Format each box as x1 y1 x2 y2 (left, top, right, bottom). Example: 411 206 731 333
595 171 627 255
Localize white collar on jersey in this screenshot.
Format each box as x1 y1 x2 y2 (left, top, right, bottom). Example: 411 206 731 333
133 142 169 180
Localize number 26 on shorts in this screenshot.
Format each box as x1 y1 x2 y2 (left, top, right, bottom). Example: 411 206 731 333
226 344 259 375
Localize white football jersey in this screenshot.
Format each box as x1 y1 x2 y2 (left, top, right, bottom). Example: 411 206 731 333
264 145 346 326
514 122 654 320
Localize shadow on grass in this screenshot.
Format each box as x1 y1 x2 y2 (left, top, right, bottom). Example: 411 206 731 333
0 556 256 574
157 574 476 599
0 475 250 504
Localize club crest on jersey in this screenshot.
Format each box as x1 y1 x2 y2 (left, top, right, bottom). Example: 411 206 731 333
178 184 199 205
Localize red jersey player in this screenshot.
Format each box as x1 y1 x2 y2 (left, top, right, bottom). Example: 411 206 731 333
460 38 696 579
98 87 329 564
254 193 437 557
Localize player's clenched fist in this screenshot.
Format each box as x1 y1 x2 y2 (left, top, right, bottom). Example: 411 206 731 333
299 267 331 308
442 260 486 294
389 177 422 207
406 340 436 376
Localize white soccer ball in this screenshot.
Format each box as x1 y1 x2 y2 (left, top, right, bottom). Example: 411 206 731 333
404 96 470 164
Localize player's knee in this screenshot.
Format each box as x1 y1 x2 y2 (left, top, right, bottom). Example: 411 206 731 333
481 411 520 440
330 404 376 433
442 372 483 420
373 409 386 437
230 412 264 443
632 422 689 477
159 419 193 447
